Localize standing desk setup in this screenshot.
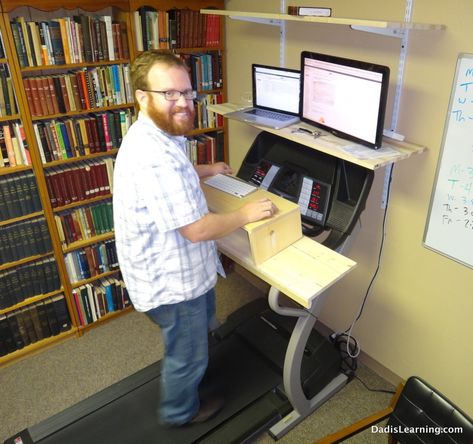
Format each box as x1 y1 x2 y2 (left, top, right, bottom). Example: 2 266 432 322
5 125 424 444
6 130 376 444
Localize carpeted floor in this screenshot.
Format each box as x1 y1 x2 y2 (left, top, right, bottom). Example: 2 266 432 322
0 271 394 443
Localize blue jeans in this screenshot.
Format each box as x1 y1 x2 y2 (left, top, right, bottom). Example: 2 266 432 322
145 288 216 425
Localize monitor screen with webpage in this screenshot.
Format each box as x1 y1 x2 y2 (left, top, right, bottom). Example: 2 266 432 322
300 51 390 149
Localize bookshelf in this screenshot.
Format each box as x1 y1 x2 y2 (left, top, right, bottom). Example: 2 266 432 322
0 0 227 366
131 0 227 164
0 12 77 363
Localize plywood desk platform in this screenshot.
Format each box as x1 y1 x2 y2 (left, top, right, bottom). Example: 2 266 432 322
218 234 356 309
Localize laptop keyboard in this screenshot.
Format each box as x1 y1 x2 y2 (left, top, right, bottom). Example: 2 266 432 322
204 174 257 198
245 108 294 121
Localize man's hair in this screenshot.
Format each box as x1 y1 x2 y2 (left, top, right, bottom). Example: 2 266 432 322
131 50 188 92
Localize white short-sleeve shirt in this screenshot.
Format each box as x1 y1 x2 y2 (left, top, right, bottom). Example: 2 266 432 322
113 113 223 311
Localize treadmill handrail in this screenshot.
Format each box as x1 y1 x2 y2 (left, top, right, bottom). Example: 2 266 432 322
268 287 310 318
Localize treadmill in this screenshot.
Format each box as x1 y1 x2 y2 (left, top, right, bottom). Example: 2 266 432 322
5 132 374 444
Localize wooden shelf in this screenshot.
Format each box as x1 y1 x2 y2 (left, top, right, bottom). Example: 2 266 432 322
1 0 131 13
0 251 54 272
209 102 426 170
0 164 33 176
63 231 114 253
42 149 119 168
200 9 446 31
0 327 77 367
0 288 64 315
52 194 113 213
0 113 21 122
70 269 119 288
78 305 133 332
19 58 132 73
31 104 135 122
0 210 44 227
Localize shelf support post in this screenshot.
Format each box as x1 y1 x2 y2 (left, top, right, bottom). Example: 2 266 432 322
279 0 286 67
381 0 413 209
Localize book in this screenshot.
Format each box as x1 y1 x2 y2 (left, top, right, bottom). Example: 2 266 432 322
287 6 332 16
43 297 60 335
16 16 34 66
47 20 65 65
0 64 14 116
101 16 115 61
6 312 25 350
51 295 71 332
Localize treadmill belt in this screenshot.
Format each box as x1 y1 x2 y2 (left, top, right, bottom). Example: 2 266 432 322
13 335 281 444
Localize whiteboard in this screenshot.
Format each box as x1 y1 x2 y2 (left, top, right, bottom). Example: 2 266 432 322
424 53 473 269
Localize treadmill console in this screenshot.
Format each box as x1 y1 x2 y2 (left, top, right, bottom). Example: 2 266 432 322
249 159 331 227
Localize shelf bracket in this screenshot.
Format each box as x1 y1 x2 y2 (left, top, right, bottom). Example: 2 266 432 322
350 25 407 39
228 15 281 26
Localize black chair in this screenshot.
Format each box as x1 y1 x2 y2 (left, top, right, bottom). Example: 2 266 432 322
314 376 473 443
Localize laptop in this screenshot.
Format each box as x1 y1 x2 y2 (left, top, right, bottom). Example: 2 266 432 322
226 64 301 129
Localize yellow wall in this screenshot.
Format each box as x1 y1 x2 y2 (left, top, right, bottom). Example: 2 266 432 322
224 0 473 415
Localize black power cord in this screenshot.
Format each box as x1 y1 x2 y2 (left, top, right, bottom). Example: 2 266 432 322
327 165 396 389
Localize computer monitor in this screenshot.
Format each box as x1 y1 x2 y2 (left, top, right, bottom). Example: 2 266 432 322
300 51 390 149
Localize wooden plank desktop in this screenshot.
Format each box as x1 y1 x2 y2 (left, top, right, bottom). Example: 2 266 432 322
203 183 357 308
207 102 426 170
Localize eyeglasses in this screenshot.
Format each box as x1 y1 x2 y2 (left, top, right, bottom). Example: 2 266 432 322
141 89 197 101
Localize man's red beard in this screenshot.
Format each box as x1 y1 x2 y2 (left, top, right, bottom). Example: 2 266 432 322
147 99 195 136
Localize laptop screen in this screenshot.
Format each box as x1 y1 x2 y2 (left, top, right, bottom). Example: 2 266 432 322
252 64 300 115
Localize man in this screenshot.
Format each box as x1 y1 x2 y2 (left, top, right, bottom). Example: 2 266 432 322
113 51 276 427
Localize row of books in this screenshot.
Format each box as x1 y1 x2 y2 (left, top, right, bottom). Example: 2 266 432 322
34 109 134 163
0 257 60 310
195 93 224 130
55 201 113 247
64 239 119 283
181 52 223 91
24 64 133 117
0 64 18 117
0 217 52 265
72 277 130 326
0 172 42 222
186 131 224 165
0 294 71 357
45 158 114 208
11 15 129 68
134 8 221 51
0 123 32 168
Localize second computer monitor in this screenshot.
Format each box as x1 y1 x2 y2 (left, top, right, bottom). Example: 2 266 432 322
300 51 390 149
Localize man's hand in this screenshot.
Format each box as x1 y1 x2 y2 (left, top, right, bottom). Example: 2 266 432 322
211 162 233 176
195 162 233 178
179 198 277 242
239 198 277 224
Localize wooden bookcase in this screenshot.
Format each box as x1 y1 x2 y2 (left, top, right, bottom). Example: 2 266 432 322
0 0 227 366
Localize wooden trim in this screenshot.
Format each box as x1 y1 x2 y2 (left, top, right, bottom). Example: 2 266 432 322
0 327 78 368
313 382 405 444
1 1 131 13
